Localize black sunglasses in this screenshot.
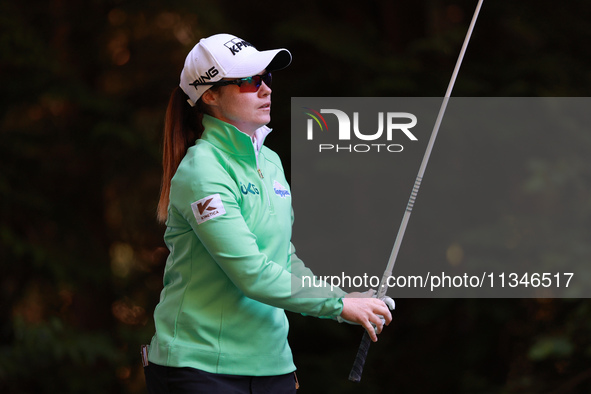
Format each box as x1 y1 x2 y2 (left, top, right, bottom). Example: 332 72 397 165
190 72 272 93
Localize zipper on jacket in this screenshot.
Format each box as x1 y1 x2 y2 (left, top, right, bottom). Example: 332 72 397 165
261 180 275 214
257 159 274 214
252 135 273 213
253 140 264 179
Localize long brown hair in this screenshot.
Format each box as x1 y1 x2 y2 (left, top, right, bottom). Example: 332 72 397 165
157 87 208 223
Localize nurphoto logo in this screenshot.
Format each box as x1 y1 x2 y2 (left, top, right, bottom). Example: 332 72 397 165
303 107 418 153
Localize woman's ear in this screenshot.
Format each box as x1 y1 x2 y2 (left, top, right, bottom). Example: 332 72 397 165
201 89 218 107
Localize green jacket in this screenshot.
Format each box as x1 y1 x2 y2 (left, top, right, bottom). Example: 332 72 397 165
148 115 346 376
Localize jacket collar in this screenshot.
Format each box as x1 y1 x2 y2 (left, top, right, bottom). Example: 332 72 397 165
200 114 272 156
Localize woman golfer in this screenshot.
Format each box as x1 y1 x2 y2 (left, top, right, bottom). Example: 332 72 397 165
144 33 393 393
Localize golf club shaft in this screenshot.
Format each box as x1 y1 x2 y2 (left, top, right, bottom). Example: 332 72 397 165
348 0 484 382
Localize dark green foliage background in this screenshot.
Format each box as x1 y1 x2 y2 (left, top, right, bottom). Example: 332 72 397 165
1 0 590 393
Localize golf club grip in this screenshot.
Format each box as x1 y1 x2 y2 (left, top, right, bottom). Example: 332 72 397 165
348 331 372 382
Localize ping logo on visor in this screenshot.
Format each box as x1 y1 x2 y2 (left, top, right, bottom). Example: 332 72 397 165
191 194 226 224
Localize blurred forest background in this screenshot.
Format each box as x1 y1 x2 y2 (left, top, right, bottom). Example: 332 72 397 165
1 0 591 393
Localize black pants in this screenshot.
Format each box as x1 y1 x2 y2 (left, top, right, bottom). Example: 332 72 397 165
144 363 298 394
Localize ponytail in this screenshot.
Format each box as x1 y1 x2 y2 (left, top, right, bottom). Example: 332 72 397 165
157 87 206 223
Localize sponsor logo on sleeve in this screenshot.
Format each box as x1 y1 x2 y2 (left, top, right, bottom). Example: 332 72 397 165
191 193 226 224
273 180 291 198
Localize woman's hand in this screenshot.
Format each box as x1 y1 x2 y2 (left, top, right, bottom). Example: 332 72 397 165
340 290 393 342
